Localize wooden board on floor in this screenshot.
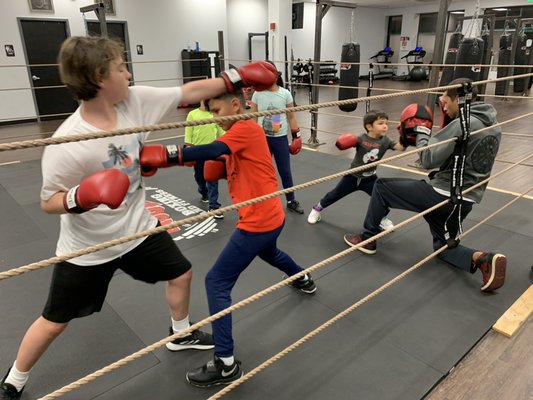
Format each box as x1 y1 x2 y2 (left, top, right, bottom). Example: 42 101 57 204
492 284 533 337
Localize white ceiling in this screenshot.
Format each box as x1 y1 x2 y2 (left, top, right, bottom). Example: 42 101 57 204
325 0 440 9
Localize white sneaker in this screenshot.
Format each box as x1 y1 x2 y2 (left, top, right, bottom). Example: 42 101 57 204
379 217 394 231
307 206 322 224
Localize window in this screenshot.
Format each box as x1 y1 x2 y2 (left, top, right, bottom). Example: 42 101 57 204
419 13 438 34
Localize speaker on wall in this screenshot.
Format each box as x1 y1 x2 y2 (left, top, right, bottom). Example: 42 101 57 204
292 3 304 29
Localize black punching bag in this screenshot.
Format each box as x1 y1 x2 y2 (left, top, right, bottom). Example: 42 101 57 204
478 32 491 95
453 37 484 81
338 42 360 112
440 32 463 86
513 33 528 93
495 34 513 95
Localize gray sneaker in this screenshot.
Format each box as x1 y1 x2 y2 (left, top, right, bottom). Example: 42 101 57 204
287 200 304 214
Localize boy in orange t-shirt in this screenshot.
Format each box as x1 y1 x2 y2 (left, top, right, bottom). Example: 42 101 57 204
140 90 317 387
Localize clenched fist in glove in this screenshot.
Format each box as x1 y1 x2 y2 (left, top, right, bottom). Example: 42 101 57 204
289 128 303 155
204 156 228 182
63 169 129 213
397 103 433 147
140 144 184 177
220 61 278 93
335 134 358 150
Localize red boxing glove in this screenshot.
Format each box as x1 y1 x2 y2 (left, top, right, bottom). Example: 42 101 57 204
335 134 358 150
140 144 184 177
397 103 433 147
289 128 302 155
204 156 228 182
63 169 129 213
220 61 278 93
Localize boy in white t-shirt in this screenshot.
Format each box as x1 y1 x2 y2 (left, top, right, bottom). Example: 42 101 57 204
0 36 278 399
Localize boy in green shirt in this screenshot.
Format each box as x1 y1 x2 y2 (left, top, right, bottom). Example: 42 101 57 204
185 101 225 217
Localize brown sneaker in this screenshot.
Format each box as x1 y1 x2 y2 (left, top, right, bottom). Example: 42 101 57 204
343 233 376 255
475 253 506 292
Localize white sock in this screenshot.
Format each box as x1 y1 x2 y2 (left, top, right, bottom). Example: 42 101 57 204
171 315 190 333
5 361 30 391
300 273 310 281
218 355 235 366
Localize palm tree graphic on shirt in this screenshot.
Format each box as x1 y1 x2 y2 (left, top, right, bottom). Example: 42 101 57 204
107 144 133 168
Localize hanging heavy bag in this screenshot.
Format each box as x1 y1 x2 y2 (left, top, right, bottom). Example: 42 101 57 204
513 33 528 93
477 32 491 95
439 32 463 86
495 34 512 95
338 42 360 112
453 37 484 82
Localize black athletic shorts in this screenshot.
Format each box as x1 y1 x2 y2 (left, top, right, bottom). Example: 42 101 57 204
42 229 191 323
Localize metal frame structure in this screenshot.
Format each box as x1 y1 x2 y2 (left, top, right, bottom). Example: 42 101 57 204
248 32 269 62
309 0 358 147
80 2 108 38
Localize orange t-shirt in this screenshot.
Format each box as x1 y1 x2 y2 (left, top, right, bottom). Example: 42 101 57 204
217 120 285 232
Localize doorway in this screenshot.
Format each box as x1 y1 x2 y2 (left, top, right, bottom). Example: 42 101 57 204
18 18 78 122
86 21 133 77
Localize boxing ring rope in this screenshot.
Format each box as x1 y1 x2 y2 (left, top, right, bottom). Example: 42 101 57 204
1 73 533 152
292 81 533 101
309 110 533 137
0 73 530 397
1 108 532 282
227 57 533 70
37 154 532 400
210 185 533 399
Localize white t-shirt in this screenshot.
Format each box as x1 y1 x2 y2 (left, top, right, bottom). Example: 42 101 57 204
41 86 182 266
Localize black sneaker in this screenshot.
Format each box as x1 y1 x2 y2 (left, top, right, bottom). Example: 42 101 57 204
186 357 243 387
165 326 214 351
201 194 209 203
343 233 377 255
209 208 224 219
1 370 24 400
288 274 317 294
287 200 304 214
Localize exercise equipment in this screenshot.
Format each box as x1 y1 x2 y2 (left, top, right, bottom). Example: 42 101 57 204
338 42 360 112
513 33 528 93
318 61 338 84
439 32 464 86
292 58 313 84
393 47 427 81
495 33 513 95
360 47 395 80
409 66 427 81
452 38 484 82
477 30 492 95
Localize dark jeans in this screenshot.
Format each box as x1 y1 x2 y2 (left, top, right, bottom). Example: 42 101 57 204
320 174 376 208
205 222 302 357
193 160 220 209
361 178 475 272
266 135 295 202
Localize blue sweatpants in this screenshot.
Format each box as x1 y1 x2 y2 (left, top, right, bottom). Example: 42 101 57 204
193 160 220 209
361 178 475 272
205 222 302 357
266 135 295 202
320 174 377 208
